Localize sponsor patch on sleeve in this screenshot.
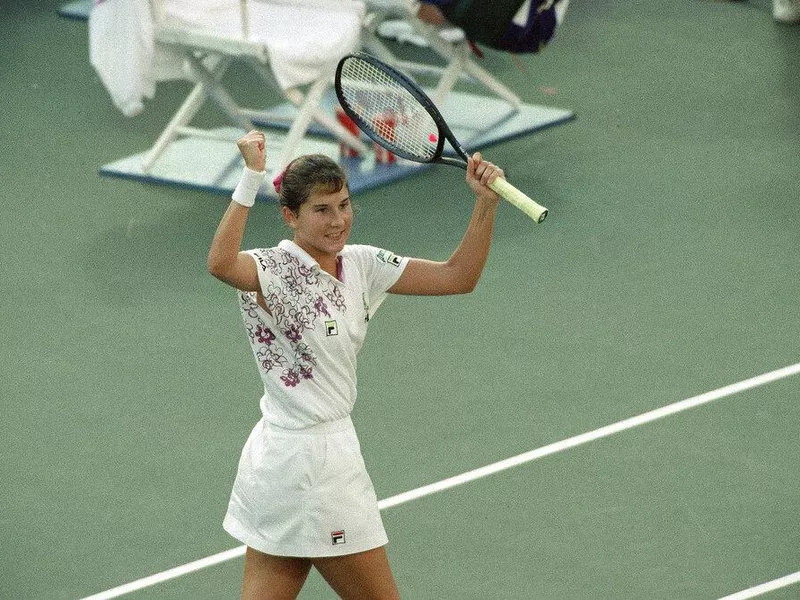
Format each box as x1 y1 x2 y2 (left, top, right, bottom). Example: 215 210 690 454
376 249 402 267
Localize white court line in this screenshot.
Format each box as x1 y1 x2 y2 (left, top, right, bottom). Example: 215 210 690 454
81 547 248 600
717 570 800 599
81 362 800 600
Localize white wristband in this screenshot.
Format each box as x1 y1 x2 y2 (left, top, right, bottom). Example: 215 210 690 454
231 166 266 208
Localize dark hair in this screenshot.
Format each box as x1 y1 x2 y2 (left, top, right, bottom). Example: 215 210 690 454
278 154 348 213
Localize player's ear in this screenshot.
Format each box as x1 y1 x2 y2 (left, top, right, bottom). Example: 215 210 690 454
281 205 298 229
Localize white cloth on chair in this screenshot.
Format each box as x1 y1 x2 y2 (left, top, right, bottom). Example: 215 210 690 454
160 0 364 90
89 0 157 117
90 0 365 117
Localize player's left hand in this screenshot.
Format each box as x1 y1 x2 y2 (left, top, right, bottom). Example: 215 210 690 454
466 152 502 204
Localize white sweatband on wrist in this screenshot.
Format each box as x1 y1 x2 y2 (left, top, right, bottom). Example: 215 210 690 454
231 166 266 208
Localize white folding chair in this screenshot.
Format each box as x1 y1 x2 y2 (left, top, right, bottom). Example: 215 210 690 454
360 1 523 111
142 0 370 176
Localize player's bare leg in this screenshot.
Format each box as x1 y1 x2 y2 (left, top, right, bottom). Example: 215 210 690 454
241 547 312 600
313 546 400 599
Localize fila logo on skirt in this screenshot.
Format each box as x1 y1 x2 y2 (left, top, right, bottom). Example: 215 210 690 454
331 530 346 545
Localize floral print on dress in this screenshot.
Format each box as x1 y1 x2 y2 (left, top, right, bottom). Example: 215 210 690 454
255 325 275 345
314 296 330 317
240 248 347 388
243 320 287 373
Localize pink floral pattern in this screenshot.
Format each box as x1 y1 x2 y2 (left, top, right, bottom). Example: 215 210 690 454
240 248 347 388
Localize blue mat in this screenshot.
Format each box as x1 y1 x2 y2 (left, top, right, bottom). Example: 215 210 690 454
99 90 573 202
100 128 431 200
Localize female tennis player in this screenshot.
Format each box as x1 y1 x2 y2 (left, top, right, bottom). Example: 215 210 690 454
207 130 503 599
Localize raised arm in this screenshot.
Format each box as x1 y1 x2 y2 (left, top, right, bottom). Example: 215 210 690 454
207 130 266 292
388 152 502 296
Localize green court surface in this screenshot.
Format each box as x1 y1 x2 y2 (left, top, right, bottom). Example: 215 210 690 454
2 1 799 599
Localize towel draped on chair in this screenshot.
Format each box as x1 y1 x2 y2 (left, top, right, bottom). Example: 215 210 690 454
90 0 364 117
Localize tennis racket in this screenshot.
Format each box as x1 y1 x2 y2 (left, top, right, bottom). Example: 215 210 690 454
334 52 548 223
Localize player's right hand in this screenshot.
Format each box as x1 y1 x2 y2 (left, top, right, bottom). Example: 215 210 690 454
236 130 266 172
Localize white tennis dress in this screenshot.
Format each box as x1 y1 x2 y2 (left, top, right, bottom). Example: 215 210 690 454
223 240 408 557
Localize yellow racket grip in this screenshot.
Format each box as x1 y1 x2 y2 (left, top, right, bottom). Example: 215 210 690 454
488 177 548 224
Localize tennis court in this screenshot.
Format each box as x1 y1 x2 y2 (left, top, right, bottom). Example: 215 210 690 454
3 1 799 598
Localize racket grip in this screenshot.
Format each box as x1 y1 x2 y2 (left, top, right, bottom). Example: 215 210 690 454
488 177 548 224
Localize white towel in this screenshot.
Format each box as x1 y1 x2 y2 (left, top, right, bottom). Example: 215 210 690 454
160 0 365 90
89 0 156 117
90 0 365 117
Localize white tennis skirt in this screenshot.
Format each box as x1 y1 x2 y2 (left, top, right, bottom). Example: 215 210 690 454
223 416 388 557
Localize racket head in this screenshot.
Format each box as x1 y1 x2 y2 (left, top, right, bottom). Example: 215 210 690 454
335 53 466 165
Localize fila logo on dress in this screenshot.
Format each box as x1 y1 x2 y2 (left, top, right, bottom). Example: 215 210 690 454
331 530 346 545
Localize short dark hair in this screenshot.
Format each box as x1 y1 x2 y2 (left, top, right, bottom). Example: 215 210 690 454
278 154 348 213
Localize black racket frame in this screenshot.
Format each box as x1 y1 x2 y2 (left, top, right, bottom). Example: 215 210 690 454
334 52 471 169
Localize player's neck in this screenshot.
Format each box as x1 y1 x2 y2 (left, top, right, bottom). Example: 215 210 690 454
295 240 341 280
318 257 339 279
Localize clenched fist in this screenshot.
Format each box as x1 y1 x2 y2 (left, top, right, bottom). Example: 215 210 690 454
237 130 266 172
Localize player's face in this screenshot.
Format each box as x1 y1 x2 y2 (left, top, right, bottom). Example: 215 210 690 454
285 185 353 262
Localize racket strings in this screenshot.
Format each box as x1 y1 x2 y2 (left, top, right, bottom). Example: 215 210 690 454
339 59 439 162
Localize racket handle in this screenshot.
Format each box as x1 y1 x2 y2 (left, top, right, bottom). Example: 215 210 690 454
488 177 548 224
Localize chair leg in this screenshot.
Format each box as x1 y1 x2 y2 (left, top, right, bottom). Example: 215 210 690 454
246 59 369 157
410 19 521 110
274 77 329 173
431 40 467 106
184 54 253 131
142 54 249 173
461 53 522 110
142 81 208 173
